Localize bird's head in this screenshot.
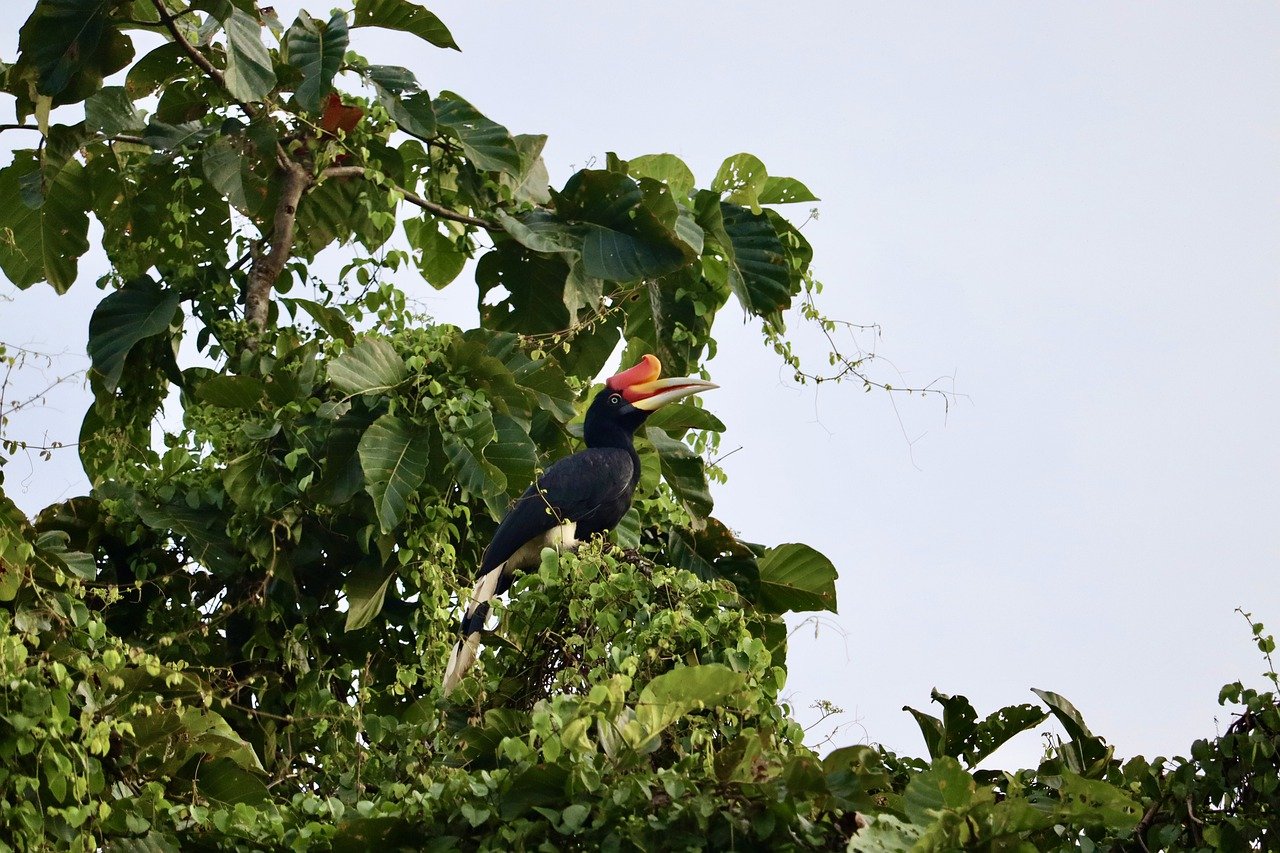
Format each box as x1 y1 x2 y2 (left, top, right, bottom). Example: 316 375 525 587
585 354 718 441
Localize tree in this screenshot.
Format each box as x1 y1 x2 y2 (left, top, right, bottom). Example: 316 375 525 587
0 2 1276 850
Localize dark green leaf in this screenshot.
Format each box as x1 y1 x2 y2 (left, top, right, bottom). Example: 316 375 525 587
0 151 91 292
288 10 349 113
284 297 355 344
84 86 144 136
345 564 396 631
352 0 459 50
435 91 521 174
485 414 537 496
442 411 508 518
196 757 270 805
718 202 793 317
12 0 134 109
404 217 467 288
644 427 713 520
87 279 180 391
197 375 266 410
125 42 185 98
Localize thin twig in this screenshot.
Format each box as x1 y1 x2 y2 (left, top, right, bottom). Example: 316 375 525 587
317 164 499 229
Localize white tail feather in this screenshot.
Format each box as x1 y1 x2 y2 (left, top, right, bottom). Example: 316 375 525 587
441 521 577 695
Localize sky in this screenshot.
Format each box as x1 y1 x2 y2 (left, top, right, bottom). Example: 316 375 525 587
2 2 1278 770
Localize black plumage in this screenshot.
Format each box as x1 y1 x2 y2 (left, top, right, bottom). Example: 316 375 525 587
442 355 715 694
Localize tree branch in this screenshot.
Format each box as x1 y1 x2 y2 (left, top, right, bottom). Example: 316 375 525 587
150 0 258 120
245 162 311 331
318 165 500 230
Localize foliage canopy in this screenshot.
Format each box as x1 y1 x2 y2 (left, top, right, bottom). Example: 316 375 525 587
0 1 1276 850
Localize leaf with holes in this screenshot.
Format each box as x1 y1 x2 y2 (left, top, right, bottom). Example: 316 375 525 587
435 91 521 175
353 0 458 50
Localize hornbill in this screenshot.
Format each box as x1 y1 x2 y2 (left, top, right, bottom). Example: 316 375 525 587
442 355 717 694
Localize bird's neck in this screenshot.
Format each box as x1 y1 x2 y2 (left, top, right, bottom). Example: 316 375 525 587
583 420 638 453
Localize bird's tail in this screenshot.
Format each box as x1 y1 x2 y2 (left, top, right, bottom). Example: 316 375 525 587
441 521 579 695
442 562 506 695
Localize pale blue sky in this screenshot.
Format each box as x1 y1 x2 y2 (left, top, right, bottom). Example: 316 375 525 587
2 2 1278 769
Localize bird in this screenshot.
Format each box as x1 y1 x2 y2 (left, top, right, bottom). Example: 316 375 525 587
442 354 717 695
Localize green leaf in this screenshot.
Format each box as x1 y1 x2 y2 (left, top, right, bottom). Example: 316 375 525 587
1033 688 1113 774
1057 772 1143 830
328 337 407 395
219 6 277 103
358 414 431 533
643 427 713 520
87 279 181 391
754 542 838 614
848 814 925 853
345 564 396 631
711 152 768 210
201 133 267 216
196 375 266 410
635 664 747 742
284 297 355 344
435 91 522 175
626 153 696 201
967 703 1049 766
902 756 986 825
11 0 134 109
288 10 349 113
758 175 819 205
0 151 91 292
485 414 537 496
125 42 185 98
580 222 685 283
442 411 508 518
196 757 270 805
404 216 467 288
84 86 144 136
645 402 725 437
352 0 459 50
717 202 793 318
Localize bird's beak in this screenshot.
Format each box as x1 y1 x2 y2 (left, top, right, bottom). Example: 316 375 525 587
606 355 717 411
627 375 719 411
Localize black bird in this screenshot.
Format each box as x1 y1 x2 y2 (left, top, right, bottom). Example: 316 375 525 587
442 354 717 694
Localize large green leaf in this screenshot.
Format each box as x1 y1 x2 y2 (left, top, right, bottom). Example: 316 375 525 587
11 0 135 110
87 279 181 391
344 564 396 631
634 664 747 746
196 375 266 410
364 65 435 138
717 202 793 318
903 756 986 826
626 153 696 201
358 414 431 533
219 6 277 103
644 427 713 520
434 91 521 175
84 85 144 136
125 42 185 98
196 757 270 805
441 411 508 518
0 151 91 292
352 0 458 50
328 337 407 396
485 414 537 496
754 542 838 614
711 152 768 210
288 10 349 113
404 216 466 288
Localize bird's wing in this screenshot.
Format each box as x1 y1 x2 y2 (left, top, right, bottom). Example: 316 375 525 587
478 447 634 576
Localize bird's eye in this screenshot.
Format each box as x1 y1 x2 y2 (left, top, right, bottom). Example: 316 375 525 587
609 394 622 405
